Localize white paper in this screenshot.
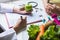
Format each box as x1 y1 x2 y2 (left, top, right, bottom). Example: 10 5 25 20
5 0 49 27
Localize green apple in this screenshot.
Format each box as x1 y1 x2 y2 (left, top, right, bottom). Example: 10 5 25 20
25 4 32 12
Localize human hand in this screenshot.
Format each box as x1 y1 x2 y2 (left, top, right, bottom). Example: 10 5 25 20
13 16 27 33
45 3 60 16
13 6 32 15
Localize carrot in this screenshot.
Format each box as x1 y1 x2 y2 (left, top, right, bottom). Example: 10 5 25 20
36 25 45 40
36 21 54 40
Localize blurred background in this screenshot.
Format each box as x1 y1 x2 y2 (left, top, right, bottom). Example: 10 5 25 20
0 0 18 3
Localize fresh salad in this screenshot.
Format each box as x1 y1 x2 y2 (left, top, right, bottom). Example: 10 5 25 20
27 21 60 40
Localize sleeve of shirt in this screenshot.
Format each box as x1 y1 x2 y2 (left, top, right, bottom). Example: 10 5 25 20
0 3 14 13
0 3 20 13
0 28 17 40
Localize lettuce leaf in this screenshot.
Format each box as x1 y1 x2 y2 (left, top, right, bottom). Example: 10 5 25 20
27 24 40 40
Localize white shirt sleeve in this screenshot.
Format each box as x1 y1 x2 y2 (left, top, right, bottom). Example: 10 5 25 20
0 28 17 40
0 3 14 13
0 3 20 13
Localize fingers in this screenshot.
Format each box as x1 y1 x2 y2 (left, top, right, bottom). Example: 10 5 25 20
20 6 25 11
17 16 27 23
13 16 27 33
45 4 52 15
17 10 31 15
20 16 27 20
46 4 56 10
23 16 27 20
20 16 23 20
46 4 53 9
45 3 57 15
46 9 52 15
17 7 32 15
14 5 32 15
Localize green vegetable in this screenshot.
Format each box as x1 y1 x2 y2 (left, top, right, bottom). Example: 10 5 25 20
27 24 60 40
25 4 32 12
55 26 60 38
27 24 39 40
40 25 60 40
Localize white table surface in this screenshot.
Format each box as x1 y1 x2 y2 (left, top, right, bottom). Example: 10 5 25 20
7 0 49 40
0 0 51 40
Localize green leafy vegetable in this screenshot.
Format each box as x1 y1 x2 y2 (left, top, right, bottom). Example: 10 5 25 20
40 25 60 40
27 24 40 40
27 24 60 40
